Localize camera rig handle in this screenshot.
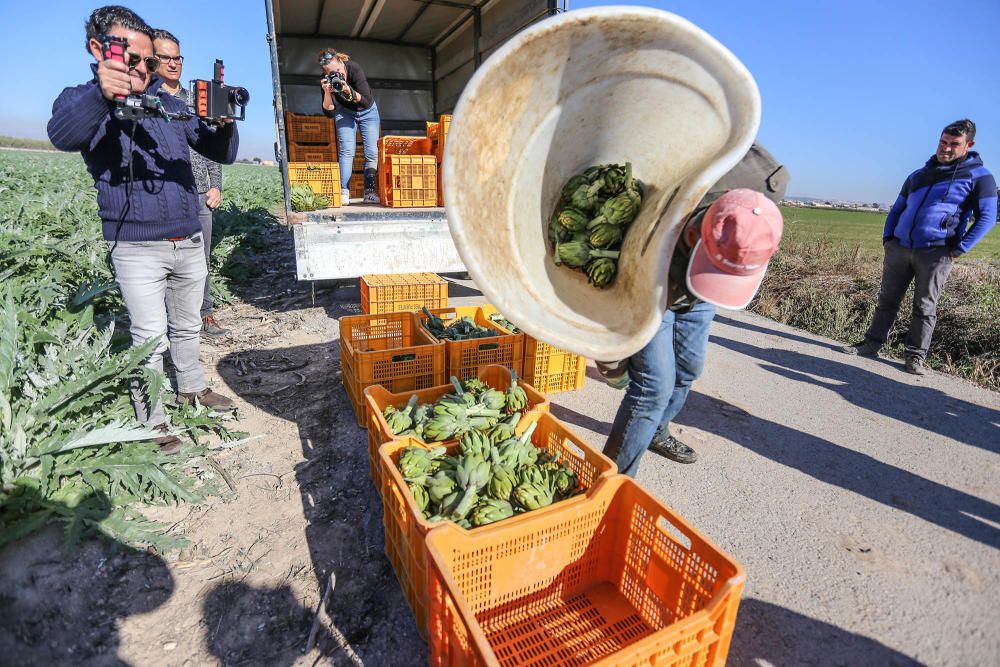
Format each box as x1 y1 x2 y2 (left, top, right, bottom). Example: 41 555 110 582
100 35 128 102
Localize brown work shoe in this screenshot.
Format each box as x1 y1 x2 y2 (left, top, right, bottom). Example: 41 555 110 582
202 314 231 338
152 424 182 454
178 388 236 411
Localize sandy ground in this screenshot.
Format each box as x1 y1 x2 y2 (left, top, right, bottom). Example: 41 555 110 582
1 230 997 666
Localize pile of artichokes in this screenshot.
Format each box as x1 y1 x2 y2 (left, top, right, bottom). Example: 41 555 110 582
421 308 495 341
395 418 582 528
381 373 529 443
547 162 644 288
290 183 331 212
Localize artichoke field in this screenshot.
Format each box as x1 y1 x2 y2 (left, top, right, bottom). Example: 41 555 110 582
0 150 282 552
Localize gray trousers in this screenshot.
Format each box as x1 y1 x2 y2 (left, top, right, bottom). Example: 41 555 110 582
111 235 208 426
864 239 954 359
198 193 213 317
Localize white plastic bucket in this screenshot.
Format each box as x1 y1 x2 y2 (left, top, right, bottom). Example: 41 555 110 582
443 6 761 360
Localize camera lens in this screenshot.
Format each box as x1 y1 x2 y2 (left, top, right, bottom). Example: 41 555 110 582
230 87 250 106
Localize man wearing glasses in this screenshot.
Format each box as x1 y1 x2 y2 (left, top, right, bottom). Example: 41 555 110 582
47 6 239 452
153 28 229 338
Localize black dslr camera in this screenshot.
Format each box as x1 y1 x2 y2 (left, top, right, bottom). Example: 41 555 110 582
325 71 347 94
191 60 249 122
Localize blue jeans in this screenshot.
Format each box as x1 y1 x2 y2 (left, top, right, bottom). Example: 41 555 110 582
334 103 380 191
603 302 716 477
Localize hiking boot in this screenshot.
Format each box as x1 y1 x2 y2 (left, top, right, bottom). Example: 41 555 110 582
840 341 881 358
647 433 699 464
152 424 182 454
178 388 236 411
905 356 927 376
202 314 230 338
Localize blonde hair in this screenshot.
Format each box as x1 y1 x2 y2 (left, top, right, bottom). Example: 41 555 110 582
317 48 350 64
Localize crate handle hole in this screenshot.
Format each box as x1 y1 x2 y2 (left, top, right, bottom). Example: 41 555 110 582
657 515 692 550
477 343 499 351
562 440 584 460
392 353 417 362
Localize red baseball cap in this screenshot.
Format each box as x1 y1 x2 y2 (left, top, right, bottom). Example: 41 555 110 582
686 188 783 309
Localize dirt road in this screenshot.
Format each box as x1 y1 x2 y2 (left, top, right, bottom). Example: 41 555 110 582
1 241 997 665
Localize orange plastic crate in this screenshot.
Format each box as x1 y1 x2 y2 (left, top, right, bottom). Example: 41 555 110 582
379 411 617 639
287 162 342 208
285 112 335 144
363 365 549 486
435 114 452 163
339 312 445 427
288 142 336 163
360 272 448 315
419 307 525 381
352 154 366 173
383 155 438 207
377 136 431 204
426 475 746 667
477 306 586 394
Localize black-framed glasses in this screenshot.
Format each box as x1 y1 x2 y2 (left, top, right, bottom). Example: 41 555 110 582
156 54 184 64
126 52 160 71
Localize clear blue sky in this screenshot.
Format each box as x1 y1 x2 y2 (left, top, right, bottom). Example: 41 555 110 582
2 0 998 203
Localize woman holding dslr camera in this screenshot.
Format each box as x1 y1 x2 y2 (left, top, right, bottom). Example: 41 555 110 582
319 48 380 204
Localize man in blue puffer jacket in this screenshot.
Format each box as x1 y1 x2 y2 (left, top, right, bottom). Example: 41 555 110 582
842 119 997 375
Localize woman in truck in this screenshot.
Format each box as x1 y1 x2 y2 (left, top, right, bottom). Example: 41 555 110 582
319 48 381 204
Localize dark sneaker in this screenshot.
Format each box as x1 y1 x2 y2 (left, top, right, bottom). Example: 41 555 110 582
152 424 182 454
840 341 881 358
363 190 380 204
905 356 927 376
178 388 236 411
202 315 230 338
647 433 699 464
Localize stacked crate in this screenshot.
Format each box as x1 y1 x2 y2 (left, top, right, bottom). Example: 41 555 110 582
377 136 438 207
285 112 336 163
427 114 451 206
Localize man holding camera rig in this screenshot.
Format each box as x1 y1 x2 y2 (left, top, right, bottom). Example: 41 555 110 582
153 28 230 339
47 5 239 452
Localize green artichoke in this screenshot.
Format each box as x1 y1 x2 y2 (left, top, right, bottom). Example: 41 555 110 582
398 445 447 480
459 429 491 459
505 371 529 413
600 193 638 226
557 208 589 232
471 499 515 526
560 173 589 202
427 470 458 505
585 258 617 288
487 463 517 501
408 483 430 512
513 481 554 511
569 181 603 213
589 223 623 249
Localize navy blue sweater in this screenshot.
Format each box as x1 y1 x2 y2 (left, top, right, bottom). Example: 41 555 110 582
47 66 238 242
883 151 997 255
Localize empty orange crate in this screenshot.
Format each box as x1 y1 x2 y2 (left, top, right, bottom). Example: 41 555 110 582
363 364 549 485
379 411 617 639
426 475 746 667
285 112 335 144
288 142 337 163
419 307 524 381
361 272 448 315
339 312 445 427
383 155 438 207
287 162 342 207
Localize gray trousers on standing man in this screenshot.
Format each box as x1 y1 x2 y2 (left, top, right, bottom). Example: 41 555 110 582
112 235 208 427
863 239 954 359
198 193 214 318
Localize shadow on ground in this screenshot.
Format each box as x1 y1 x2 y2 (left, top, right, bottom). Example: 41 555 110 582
675 390 1000 549
709 333 1000 456
213 286 427 665
0 493 173 666
730 598 925 666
